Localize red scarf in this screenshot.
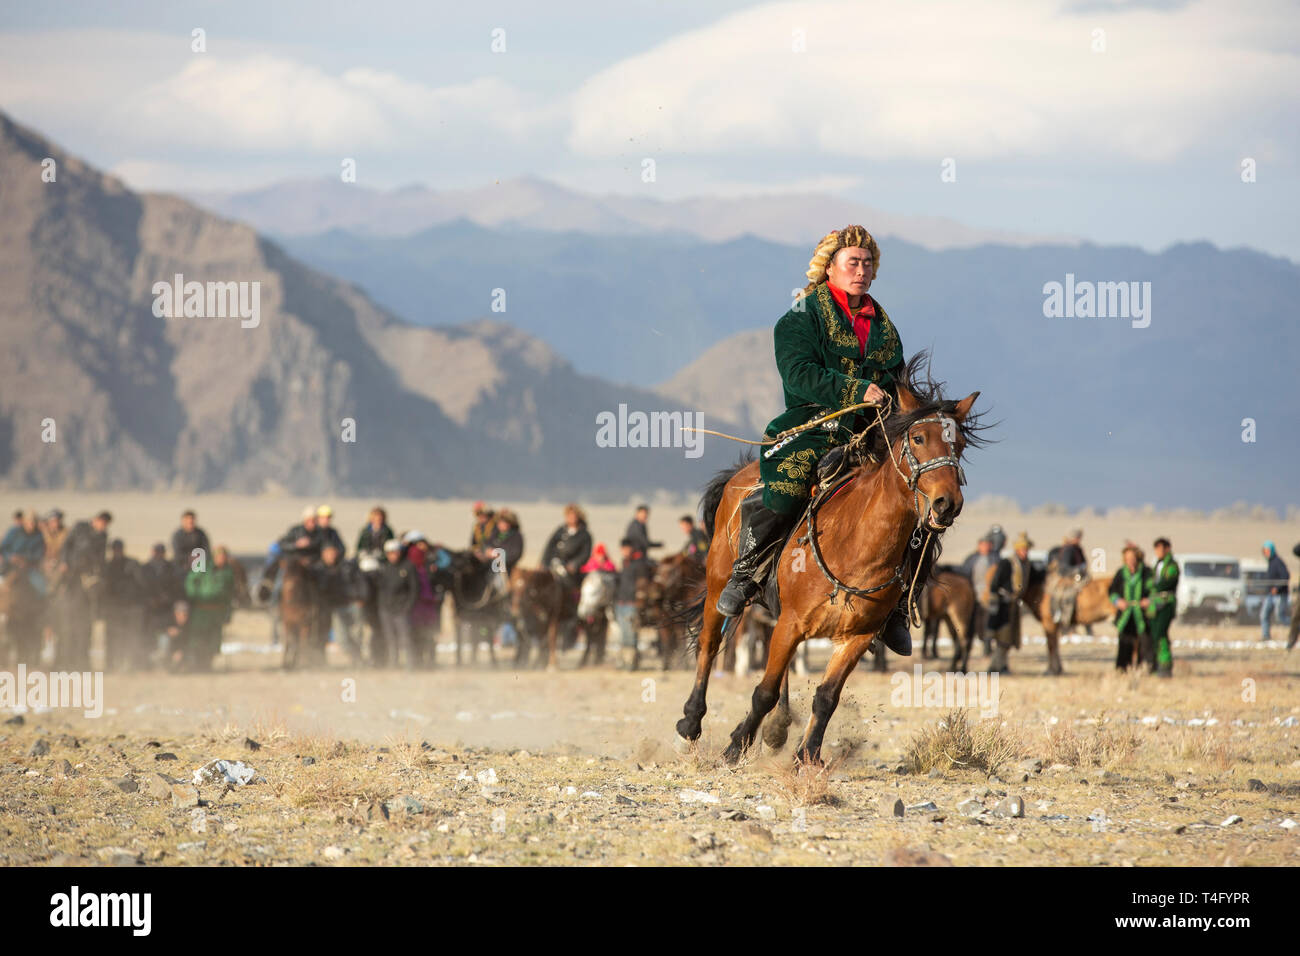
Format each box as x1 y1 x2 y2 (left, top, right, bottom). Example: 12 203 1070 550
827 281 874 356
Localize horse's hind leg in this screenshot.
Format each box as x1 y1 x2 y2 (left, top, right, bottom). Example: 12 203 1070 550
794 634 873 766
723 617 801 765
675 603 729 749
761 669 793 751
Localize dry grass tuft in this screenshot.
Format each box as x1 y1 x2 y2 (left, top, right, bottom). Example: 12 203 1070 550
903 709 1022 776
768 757 841 807
277 761 387 811
1042 716 1141 769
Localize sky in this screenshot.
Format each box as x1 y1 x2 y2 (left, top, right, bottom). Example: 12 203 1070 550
0 0 1297 259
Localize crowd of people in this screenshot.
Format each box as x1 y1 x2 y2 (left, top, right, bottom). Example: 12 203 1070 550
955 526 1296 676
2 502 1293 675
0 508 243 672
0 501 712 673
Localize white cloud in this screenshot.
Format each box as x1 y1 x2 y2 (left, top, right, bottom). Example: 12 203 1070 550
0 29 560 157
566 0 1300 163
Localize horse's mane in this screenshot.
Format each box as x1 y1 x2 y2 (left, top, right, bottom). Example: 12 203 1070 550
873 350 992 454
862 350 993 585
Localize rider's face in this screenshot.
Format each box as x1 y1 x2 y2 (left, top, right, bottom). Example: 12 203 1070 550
828 246 873 297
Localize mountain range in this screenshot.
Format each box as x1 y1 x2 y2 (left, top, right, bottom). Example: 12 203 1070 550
3 110 1297 511
191 176 1071 250
0 112 745 501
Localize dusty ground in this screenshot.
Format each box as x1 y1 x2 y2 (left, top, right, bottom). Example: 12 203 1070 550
1 613 1297 867
3 493 1296 865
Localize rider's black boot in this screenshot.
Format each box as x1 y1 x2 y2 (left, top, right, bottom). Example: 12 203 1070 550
877 602 913 656
715 491 793 618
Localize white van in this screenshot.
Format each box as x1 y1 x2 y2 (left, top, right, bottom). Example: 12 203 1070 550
1175 553 1242 620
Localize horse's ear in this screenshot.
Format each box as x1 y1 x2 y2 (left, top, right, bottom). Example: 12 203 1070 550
953 391 980 421
896 383 921 413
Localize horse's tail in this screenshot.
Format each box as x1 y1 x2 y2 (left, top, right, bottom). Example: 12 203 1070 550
677 454 755 653
701 452 753 541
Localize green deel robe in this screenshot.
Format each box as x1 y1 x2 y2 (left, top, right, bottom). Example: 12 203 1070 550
185 565 235 659
1148 553 1179 667
759 282 905 514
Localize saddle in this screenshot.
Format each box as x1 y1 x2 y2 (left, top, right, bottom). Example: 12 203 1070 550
813 440 880 493
747 451 884 621
1049 568 1088 624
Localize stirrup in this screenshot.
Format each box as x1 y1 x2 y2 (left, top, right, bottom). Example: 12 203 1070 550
716 576 757 617
876 608 913 656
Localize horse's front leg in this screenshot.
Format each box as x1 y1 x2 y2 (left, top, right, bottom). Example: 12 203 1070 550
545 613 559 672
794 633 873 766
723 617 801 765
761 668 793 751
674 602 729 750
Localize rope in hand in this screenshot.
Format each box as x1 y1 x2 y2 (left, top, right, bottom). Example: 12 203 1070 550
680 399 888 446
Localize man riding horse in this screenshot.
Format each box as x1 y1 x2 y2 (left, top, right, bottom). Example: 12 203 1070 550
715 224 913 655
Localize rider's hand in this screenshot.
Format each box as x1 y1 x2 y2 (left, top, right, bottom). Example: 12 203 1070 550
864 383 886 404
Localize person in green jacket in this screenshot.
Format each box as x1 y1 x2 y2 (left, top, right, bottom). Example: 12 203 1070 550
1109 544 1153 671
1147 537 1179 677
715 224 911 654
184 545 236 671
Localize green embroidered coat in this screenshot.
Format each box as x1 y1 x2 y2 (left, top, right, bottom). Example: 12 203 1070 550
759 282 905 514
1149 554 1179 617
1108 563 1151 634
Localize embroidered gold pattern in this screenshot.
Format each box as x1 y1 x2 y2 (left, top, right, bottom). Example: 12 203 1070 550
838 376 863 409
865 308 901 367
815 284 861 350
766 478 810 498
775 447 818 481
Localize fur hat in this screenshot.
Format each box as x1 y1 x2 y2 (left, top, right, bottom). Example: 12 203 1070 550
799 224 881 298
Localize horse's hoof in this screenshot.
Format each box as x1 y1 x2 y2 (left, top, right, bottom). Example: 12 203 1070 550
722 744 743 766
672 733 694 755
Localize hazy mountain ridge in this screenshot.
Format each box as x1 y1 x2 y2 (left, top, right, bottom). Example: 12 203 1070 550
190 175 1073 250
0 112 745 499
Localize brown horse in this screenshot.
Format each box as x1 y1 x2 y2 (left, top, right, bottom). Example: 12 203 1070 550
920 567 978 671
0 570 46 668
509 567 565 670
643 554 706 670
1023 570 1112 675
730 604 812 676
279 558 320 670
676 358 982 764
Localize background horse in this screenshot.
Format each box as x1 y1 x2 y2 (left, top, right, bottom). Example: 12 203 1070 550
1023 568 1110 675
509 567 565 670
642 553 705 670
448 550 509 666
676 354 983 765
576 570 614 667
0 569 46 668
920 566 978 671
279 557 320 670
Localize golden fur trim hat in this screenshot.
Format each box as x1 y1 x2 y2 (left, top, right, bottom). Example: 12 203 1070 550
800 224 881 297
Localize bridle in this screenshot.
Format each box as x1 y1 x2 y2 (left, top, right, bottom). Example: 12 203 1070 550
889 411 966 532
800 401 968 624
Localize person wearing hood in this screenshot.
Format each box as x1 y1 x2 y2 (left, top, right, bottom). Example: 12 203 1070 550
581 543 617 574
